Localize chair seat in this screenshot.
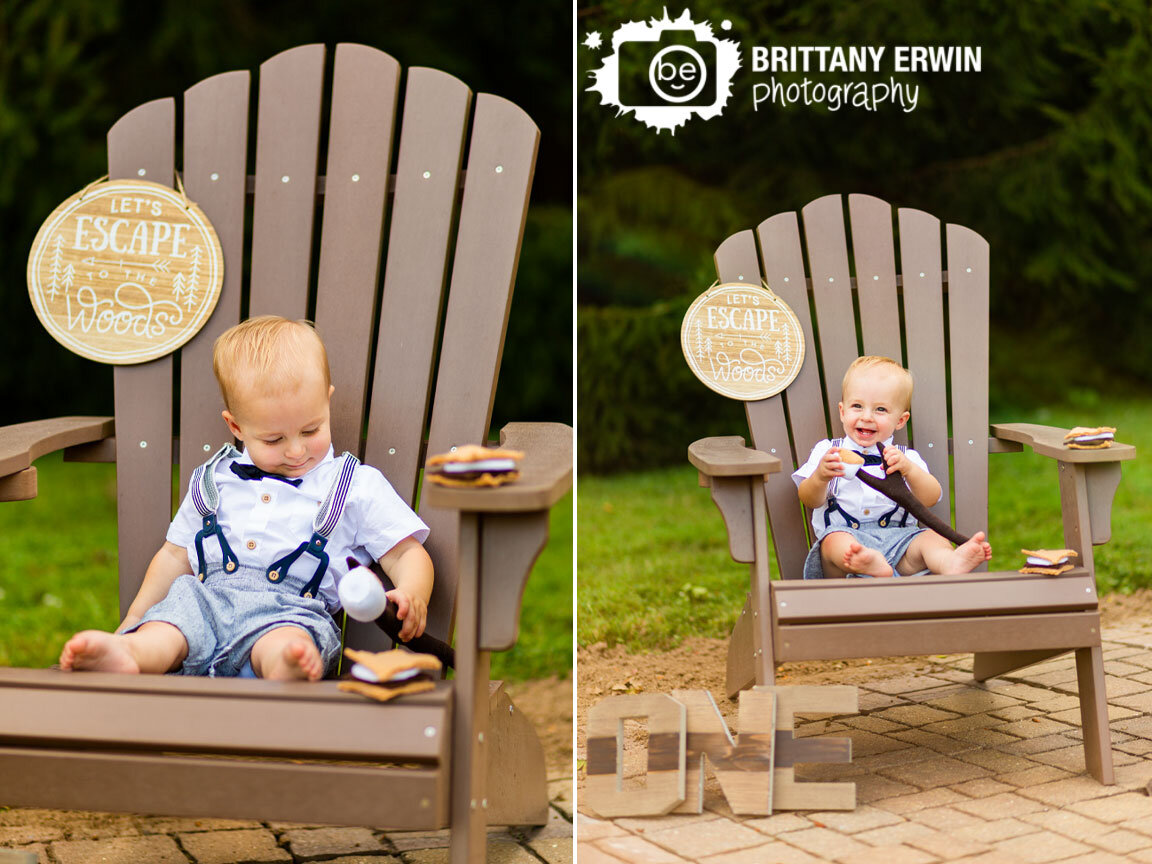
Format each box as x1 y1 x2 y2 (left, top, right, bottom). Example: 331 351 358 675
0 667 453 828
763 569 1102 664
0 666 451 761
772 568 1098 624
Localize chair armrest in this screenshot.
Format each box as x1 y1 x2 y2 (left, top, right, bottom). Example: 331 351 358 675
991 423 1136 463
688 436 781 478
994 422 1135 554
687 436 780 565
0 417 115 501
420 422 570 653
421 422 572 513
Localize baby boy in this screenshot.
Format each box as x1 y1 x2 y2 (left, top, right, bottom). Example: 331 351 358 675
61 316 433 680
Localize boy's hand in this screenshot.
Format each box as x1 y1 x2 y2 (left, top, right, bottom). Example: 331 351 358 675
814 447 845 482
386 588 428 642
882 445 915 477
377 535 434 642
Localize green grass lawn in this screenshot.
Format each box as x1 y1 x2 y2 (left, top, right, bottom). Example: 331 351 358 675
579 397 1152 651
0 453 572 681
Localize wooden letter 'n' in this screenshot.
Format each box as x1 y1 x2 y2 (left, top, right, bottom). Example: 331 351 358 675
672 689 776 815
585 694 687 818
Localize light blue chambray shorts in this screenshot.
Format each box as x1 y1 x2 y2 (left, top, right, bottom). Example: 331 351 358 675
803 520 927 580
125 564 342 677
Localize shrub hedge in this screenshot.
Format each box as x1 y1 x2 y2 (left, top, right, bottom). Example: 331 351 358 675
578 300 745 474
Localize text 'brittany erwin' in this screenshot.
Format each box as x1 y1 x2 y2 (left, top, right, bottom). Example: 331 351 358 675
71 196 194 259
750 45 982 74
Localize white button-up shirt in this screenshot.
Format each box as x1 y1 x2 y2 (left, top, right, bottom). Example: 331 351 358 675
791 437 936 537
168 446 428 608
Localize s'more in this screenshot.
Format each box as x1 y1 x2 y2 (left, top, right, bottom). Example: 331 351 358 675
1064 427 1116 450
1020 548 1079 576
425 443 523 488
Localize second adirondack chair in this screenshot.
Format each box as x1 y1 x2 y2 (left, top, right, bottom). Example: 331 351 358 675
0 43 571 864
689 193 1133 785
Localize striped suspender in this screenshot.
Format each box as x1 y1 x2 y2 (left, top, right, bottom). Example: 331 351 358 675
824 439 860 528
880 444 911 527
823 440 912 529
191 444 241 517
828 438 842 497
191 448 358 594
314 453 359 538
192 444 242 580
265 453 360 599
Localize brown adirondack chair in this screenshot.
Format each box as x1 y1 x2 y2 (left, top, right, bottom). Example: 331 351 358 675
0 43 571 862
689 193 1134 785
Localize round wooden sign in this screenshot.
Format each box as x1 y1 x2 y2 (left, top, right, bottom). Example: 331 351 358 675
681 282 805 400
26 178 224 365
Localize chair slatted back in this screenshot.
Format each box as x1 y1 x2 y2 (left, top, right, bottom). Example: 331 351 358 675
313 45 401 457
249 45 326 322
108 100 177 615
361 67 472 504
106 44 539 649
714 194 989 579
180 71 251 497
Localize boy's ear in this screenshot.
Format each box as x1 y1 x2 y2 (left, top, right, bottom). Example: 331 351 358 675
895 410 911 430
222 409 244 440
329 384 335 398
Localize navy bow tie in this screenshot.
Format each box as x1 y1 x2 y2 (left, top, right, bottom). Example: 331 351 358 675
854 451 885 466
230 462 303 487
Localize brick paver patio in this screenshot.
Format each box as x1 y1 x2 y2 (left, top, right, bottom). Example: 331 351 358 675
0 773 572 863
578 621 1152 863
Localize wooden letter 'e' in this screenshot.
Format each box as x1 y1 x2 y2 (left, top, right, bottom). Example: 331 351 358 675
770 685 857 811
585 694 687 817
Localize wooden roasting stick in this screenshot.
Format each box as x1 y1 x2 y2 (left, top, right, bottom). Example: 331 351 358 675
853 469 971 547
343 557 456 668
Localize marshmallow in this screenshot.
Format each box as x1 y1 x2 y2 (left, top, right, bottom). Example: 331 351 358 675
338 565 388 622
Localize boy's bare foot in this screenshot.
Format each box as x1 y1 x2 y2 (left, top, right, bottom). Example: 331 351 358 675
264 639 324 681
943 531 993 574
60 631 141 674
843 541 894 578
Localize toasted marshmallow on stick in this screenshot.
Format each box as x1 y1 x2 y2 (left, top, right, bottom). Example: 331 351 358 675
1020 548 1078 575
837 447 865 479
1064 426 1116 450
425 443 524 488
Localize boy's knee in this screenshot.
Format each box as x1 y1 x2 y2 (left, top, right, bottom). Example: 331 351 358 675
914 530 951 552
821 531 852 552
256 625 314 649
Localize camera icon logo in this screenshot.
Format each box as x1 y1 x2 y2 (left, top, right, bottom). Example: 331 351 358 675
621 36 715 107
586 9 741 134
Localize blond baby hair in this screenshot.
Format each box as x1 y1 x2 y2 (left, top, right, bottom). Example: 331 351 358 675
213 316 331 411
842 355 913 412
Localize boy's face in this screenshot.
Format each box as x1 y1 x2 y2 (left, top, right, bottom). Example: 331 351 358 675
222 370 334 478
838 369 910 449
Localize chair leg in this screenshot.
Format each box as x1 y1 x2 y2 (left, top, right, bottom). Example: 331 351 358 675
451 515 489 863
972 649 1067 682
1076 645 1115 785
485 682 548 826
727 594 759 698
747 489 775 687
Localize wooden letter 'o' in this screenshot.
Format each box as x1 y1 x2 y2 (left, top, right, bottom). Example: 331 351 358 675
585 694 686 817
